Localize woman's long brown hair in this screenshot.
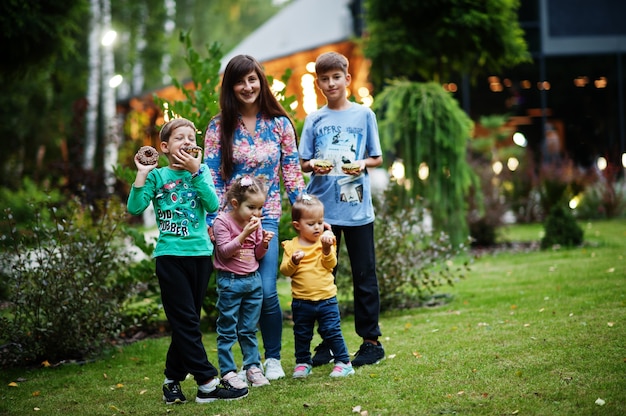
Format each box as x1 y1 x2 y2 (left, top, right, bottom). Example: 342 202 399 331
218 54 296 179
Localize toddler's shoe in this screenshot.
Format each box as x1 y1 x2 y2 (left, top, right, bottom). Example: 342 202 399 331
329 361 355 377
246 366 270 387
292 363 312 378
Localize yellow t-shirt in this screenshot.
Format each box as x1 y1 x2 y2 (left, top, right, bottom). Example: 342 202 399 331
280 237 337 301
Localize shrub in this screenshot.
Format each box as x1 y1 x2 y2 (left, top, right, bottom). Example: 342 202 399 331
0 198 134 367
336 183 471 312
540 204 584 249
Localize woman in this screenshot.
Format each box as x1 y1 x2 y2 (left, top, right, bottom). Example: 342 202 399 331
204 55 305 380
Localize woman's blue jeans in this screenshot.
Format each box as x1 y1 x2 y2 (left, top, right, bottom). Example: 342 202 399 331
258 218 282 360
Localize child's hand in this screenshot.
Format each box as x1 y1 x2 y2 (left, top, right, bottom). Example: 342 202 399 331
243 215 262 235
172 148 201 173
292 250 305 265
262 230 275 247
134 155 158 172
320 230 336 251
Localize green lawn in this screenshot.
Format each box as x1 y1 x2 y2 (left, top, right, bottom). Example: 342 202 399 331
1 219 625 415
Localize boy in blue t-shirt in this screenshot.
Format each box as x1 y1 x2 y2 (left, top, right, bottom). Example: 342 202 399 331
298 52 385 367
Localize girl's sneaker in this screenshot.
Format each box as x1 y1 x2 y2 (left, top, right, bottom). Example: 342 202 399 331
222 371 248 390
329 362 355 377
292 363 312 378
246 366 270 387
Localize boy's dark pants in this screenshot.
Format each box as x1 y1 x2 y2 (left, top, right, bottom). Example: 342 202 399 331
156 256 218 384
331 222 382 340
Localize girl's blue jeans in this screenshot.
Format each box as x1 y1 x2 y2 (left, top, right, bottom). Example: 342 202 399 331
216 271 263 374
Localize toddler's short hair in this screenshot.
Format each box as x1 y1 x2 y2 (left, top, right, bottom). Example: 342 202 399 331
292 194 324 222
159 118 196 142
315 52 349 76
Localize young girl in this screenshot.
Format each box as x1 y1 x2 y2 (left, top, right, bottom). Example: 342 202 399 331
213 175 274 389
280 194 355 378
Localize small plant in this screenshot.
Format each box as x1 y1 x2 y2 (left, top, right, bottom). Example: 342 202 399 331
0 198 134 367
335 183 471 311
541 204 584 249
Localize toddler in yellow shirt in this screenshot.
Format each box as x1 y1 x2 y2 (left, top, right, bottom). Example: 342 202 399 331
280 194 354 378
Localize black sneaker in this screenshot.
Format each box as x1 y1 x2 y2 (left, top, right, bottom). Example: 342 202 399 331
162 381 187 404
195 382 248 404
352 342 385 367
311 342 334 367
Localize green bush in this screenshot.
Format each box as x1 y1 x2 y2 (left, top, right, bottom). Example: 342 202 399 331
336 183 471 312
0 198 134 367
541 204 584 249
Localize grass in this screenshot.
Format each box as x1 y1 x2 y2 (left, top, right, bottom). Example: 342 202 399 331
1 219 625 415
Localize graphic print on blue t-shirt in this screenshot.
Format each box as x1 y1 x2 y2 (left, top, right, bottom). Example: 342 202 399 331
314 125 365 204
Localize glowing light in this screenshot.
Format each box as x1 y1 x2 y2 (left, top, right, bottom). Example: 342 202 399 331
521 80 531 89
492 161 503 175
101 30 117 47
574 76 589 87
418 162 429 180
301 73 317 115
622 153 626 168
271 79 286 97
358 87 370 98
507 157 519 172
594 77 607 88
390 160 405 180
361 96 373 107
513 132 528 147
289 101 298 110
569 195 580 209
596 157 607 171
108 74 123 88
305 62 316 73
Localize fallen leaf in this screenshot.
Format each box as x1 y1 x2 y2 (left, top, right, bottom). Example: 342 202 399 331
512 410 519 415
352 405 362 413
41 361 50 368
404 323 412 330
608 322 614 327
457 391 465 395
511 304 517 310
34 408 40 411
116 383 124 389
388 354 396 359
595 398 606 406
606 268 614 273
139 389 148 395
524 323 531 327
360 411 369 416
539 308 545 312
103 373 108 379
412 351 422 358
32 391 40 397
8 382 18 387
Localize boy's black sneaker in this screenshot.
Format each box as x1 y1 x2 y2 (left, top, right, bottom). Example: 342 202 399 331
162 381 187 404
352 341 385 367
311 342 334 367
195 384 248 404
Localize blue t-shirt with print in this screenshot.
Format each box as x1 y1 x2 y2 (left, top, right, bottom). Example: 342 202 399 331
299 103 382 226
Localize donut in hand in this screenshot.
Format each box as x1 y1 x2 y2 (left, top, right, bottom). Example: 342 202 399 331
136 146 159 165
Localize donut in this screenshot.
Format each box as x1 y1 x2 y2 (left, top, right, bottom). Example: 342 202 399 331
341 162 361 174
136 146 159 165
183 145 202 156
